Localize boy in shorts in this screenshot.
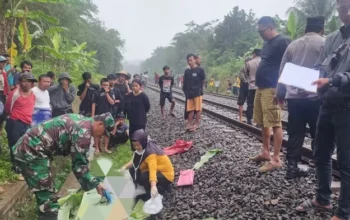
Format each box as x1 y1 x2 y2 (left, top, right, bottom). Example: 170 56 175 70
183 54 205 132
159 66 175 119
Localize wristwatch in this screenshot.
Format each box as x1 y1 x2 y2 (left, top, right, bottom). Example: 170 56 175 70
328 78 334 87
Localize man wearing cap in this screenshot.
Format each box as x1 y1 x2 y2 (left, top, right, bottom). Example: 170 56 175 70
245 49 261 125
277 16 325 179
114 70 131 114
48 72 76 117
12 113 114 220
5 73 37 173
77 72 99 117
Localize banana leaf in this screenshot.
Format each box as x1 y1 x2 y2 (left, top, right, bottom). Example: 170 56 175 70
193 149 222 170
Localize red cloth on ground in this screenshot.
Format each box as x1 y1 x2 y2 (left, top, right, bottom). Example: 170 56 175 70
177 169 195 186
163 140 192 156
5 89 35 124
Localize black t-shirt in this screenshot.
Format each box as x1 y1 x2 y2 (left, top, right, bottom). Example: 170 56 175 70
114 83 128 97
111 86 122 113
77 83 100 114
127 92 150 127
183 67 206 98
159 75 174 93
92 89 115 115
114 83 129 111
255 34 291 88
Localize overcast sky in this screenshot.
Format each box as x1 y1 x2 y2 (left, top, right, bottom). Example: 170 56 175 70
93 0 293 61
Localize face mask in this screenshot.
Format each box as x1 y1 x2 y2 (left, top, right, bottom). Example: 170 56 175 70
135 149 145 156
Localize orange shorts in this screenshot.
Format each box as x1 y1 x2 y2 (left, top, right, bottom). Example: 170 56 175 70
186 96 203 112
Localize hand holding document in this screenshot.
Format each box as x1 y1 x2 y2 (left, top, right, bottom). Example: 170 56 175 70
278 63 319 93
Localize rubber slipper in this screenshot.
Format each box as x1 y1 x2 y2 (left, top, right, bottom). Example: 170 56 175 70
295 199 333 213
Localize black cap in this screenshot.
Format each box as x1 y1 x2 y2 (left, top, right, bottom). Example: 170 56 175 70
306 16 325 30
107 73 117 80
19 72 37 82
82 72 91 80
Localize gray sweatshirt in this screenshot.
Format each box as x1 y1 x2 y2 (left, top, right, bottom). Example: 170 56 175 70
48 84 76 111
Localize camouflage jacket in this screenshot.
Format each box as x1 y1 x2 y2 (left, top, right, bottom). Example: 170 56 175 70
13 114 100 191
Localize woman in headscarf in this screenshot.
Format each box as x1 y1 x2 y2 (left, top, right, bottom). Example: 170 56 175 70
120 129 174 200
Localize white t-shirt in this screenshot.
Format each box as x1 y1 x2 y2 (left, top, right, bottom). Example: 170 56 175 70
215 81 220 87
32 86 51 109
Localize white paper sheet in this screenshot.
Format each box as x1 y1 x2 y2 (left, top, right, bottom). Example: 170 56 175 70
278 62 319 93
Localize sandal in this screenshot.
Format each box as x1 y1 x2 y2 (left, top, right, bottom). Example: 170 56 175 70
249 154 271 162
295 199 333 213
169 113 176 117
258 161 282 173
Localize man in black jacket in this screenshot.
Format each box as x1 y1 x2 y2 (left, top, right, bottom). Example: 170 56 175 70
296 1 350 219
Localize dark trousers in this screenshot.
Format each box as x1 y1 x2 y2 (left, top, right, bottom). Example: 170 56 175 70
129 169 172 202
5 118 30 165
314 104 350 219
52 109 73 118
109 133 128 148
216 87 219 93
286 99 321 162
129 124 146 150
246 90 256 121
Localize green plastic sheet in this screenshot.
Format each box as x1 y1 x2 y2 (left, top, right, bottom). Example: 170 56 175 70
193 149 222 170
129 200 150 220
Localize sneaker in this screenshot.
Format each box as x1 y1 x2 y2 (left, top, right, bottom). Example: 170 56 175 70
259 161 282 173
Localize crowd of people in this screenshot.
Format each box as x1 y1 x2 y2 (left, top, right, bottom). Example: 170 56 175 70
236 2 350 219
0 57 176 219
151 1 350 219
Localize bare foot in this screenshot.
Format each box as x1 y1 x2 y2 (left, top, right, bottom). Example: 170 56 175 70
330 217 343 220
0 186 4 194
17 174 25 181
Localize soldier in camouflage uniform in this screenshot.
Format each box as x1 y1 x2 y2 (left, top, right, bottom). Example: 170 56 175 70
12 113 115 220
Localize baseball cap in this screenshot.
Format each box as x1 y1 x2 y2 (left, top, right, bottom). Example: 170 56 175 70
93 113 115 137
0 56 7 62
19 72 37 82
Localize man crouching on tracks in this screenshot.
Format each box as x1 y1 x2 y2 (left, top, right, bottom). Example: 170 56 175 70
12 113 115 220
296 1 350 219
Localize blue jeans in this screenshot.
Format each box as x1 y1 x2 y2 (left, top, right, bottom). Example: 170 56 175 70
5 118 30 166
314 104 350 219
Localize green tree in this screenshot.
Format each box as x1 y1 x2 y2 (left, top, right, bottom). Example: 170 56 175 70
287 0 337 36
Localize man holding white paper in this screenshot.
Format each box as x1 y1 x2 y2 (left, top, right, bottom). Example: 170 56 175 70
296 1 350 219
277 16 325 180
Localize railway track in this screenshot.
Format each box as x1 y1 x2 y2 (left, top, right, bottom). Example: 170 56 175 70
147 85 340 178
